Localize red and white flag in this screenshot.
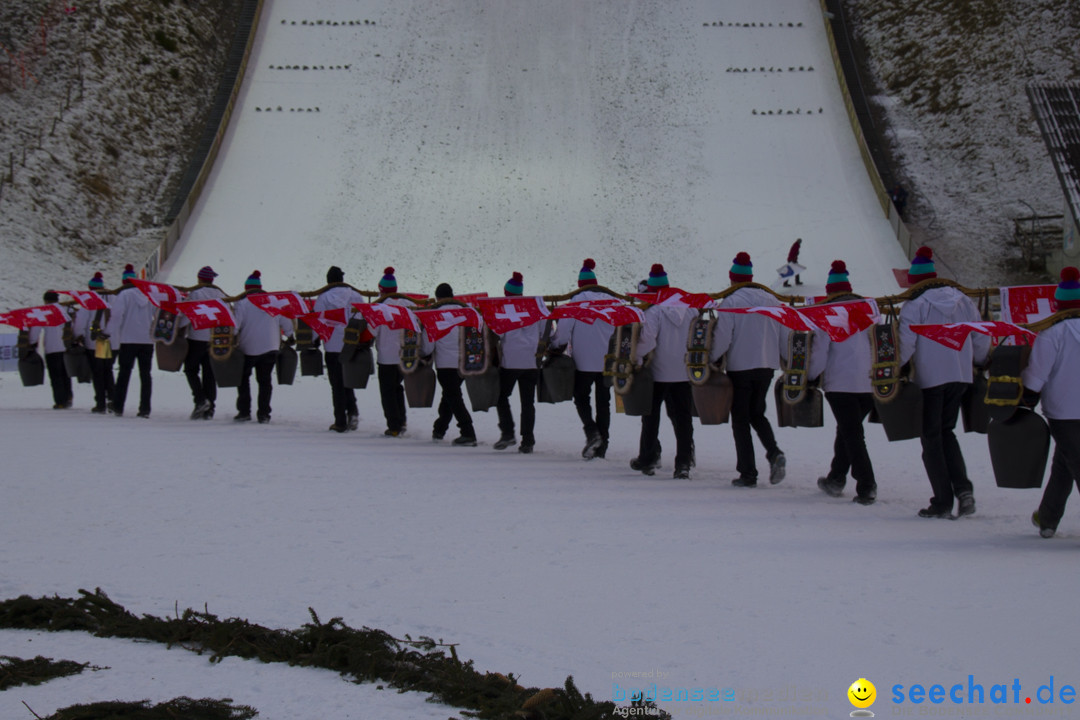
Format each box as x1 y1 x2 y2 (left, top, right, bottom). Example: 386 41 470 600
173 299 236 330
655 287 714 309
352 302 417 332
999 285 1057 324
297 311 338 342
589 304 645 327
247 291 308 319
129 278 186 312
475 296 550 334
798 299 879 342
911 321 1036 350
714 305 816 332
59 290 108 311
454 292 490 306
0 304 69 329
414 306 482 341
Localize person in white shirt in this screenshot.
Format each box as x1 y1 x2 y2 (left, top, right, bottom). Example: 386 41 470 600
710 252 788 487
1022 267 1080 538
493 272 541 453
28 290 73 409
313 266 365 432
806 261 877 505
632 265 696 479
421 283 476 446
180 266 225 420
72 272 114 413
232 271 294 423
898 246 989 518
551 259 615 459
106 264 156 418
371 267 416 436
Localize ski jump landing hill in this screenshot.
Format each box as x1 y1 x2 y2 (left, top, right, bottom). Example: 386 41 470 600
159 0 909 297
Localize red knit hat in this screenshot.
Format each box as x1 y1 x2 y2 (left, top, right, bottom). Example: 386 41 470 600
825 260 852 294
729 252 753 283
907 246 936 285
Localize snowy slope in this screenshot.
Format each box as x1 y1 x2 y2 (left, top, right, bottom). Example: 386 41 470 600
3 2 1076 720
161 0 907 295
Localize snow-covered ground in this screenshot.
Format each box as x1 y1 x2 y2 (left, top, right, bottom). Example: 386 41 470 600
3 2 1078 720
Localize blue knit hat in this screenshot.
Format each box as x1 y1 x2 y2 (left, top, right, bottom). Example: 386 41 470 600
907 246 936 285
578 258 597 287
647 263 669 288
88 272 105 290
504 271 524 296
1055 266 1080 309
379 266 397 293
729 252 753 283
826 260 852 294
245 270 262 290
121 263 137 283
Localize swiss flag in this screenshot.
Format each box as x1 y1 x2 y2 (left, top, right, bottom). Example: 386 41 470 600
999 285 1057 324
247 291 309 319
588 304 645 327
173 299 236 330
0 304 69 329
454 292 490 306
352 302 417 332
911 321 1036 350
129 278 186 312
475 296 550 334
798 299 879 342
414 306 482 341
549 300 642 326
655 287 714 309
298 312 336 342
60 290 108 311
714 305 815 332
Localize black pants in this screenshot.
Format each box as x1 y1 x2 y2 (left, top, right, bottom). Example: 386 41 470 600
497 367 538 440
573 370 610 440
114 343 154 415
728 368 781 479
638 381 694 469
378 363 407 432
87 348 114 410
183 339 216 406
44 351 72 407
434 367 474 437
238 351 277 419
920 381 972 511
1037 419 1080 531
325 352 358 427
825 392 877 497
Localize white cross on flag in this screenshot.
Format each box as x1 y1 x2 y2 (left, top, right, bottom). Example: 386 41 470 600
0 304 69 329
798 299 879 342
352 302 417 332
60 290 108 311
714 305 815 332
911 321 1036 350
247 291 308 319
475 296 550 334
129 278 186 312
173 299 236 330
655 287 714 309
414 306 482 341
999 285 1057 324
297 311 342 342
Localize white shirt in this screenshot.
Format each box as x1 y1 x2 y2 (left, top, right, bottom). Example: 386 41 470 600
710 286 789 372
373 297 416 365
898 286 989 388
313 286 365 353
552 289 616 372
635 304 696 382
106 285 156 345
1021 317 1080 420
496 322 542 370
233 294 294 356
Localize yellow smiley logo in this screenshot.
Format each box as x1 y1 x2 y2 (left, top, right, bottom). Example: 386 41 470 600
848 678 876 709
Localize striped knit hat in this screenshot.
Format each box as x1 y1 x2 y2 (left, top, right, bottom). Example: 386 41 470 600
729 252 753 283
825 260 852 294
647 263 669 288
121 263 137 283
198 266 218 283
504 271 524 296
245 270 262 290
378 266 397 293
88 272 105 290
907 246 936 285
1055 266 1080 310
577 258 598 287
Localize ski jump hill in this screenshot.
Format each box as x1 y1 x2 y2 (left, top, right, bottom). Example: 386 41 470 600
160 0 908 296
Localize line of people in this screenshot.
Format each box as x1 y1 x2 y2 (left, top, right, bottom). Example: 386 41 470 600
14 252 1080 538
